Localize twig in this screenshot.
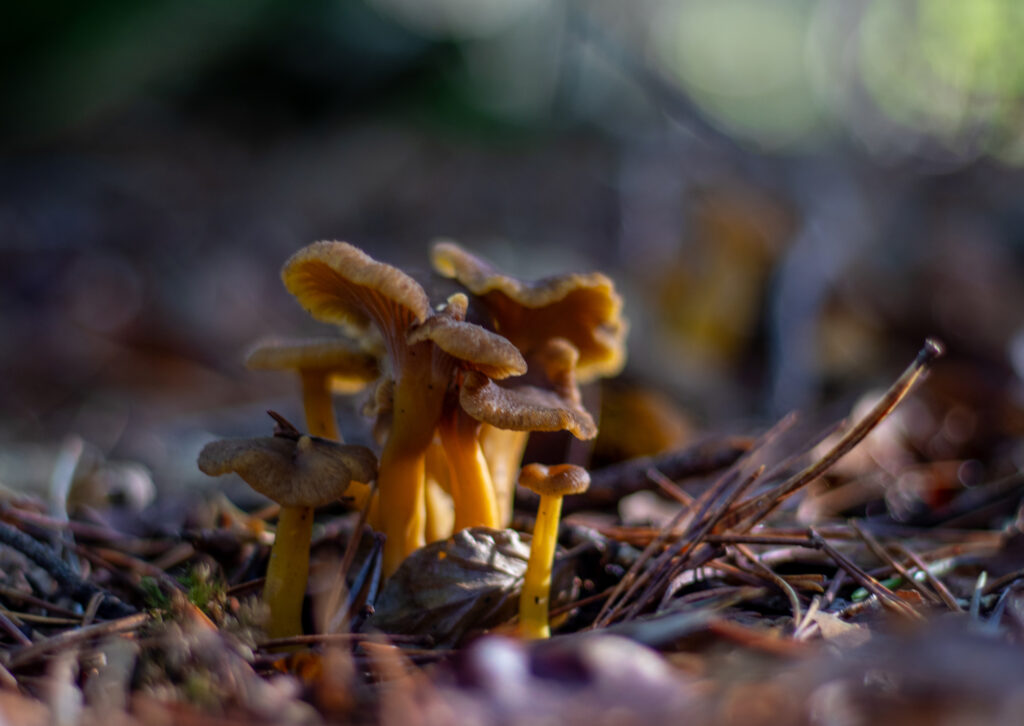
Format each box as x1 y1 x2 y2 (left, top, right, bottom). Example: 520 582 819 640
793 596 822 641
9 612 149 668
809 529 922 621
0 505 128 543
0 584 81 618
733 543 803 627
822 570 847 608
889 543 963 612
649 466 765 614
725 339 943 532
0 520 135 619
645 467 696 507
555 437 753 513
850 521 942 607
982 566 1024 597
320 488 377 634
0 610 31 647
258 632 431 649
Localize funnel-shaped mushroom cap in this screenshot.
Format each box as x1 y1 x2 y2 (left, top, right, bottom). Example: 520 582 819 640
430 241 626 383
458 338 596 440
407 294 527 380
198 435 377 508
283 242 432 354
518 463 590 497
246 337 379 388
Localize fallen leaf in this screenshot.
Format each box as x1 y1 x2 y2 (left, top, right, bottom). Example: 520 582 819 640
367 527 575 647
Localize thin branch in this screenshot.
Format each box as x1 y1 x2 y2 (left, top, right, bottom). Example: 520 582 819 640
0 521 135 619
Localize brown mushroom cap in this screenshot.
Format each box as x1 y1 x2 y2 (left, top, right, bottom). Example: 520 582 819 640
283 242 432 354
518 463 590 497
246 337 379 387
430 240 626 382
458 371 597 440
456 337 595 439
198 434 377 508
407 294 527 380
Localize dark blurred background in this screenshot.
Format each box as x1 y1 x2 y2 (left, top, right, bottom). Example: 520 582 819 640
2 0 1024 498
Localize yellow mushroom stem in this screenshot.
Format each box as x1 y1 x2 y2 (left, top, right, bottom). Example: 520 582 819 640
299 369 373 511
479 425 529 527
424 438 454 543
263 504 314 641
519 492 563 639
299 369 339 439
438 409 499 533
379 367 445 576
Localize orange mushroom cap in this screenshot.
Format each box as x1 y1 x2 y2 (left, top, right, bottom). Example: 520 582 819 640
283 241 432 365
430 240 627 383
457 338 597 440
518 462 591 498
245 336 380 394
407 293 527 380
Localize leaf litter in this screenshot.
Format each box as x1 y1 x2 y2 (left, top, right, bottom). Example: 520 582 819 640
2 338 1024 724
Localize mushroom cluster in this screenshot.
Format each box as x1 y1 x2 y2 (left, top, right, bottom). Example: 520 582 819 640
200 239 627 638
280 240 626 577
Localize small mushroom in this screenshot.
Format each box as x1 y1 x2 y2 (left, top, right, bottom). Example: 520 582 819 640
409 293 527 533
198 412 377 639
458 338 597 524
245 337 378 440
517 463 590 639
430 240 627 383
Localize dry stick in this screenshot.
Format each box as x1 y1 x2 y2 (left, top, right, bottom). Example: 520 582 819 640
627 474 752 617
704 533 817 547
648 466 766 614
892 544 963 612
646 467 696 507
850 521 942 607
822 570 847 608
319 487 377 634
560 436 754 513
809 529 922 621
9 612 148 669
150 542 196 572
0 584 81 618
591 470 735 627
0 505 129 543
591 470 740 627
259 632 429 649
725 339 944 533
0 611 80 626
593 416 798 627
0 520 134 619
732 543 803 627
549 586 620 618
793 596 822 641
0 610 31 647
982 566 1024 598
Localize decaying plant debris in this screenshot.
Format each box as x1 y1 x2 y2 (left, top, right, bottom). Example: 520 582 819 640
1 243 1024 726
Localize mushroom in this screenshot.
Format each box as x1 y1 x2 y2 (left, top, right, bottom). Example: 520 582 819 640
246 337 379 510
408 293 527 533
458 338 597 523
430 240 627 383
282 242 524 575
198 412 377 639
245 337 379 440
516 462 590 638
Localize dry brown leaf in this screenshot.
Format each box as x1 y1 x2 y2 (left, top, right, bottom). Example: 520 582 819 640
367 527 575 647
